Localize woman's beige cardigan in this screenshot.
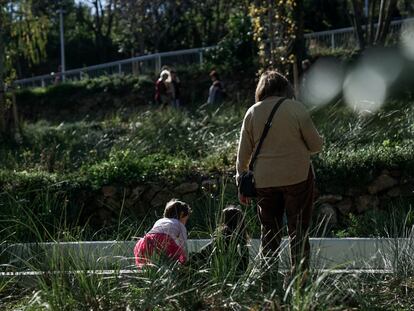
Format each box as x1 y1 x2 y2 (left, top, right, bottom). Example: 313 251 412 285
236 96 323 188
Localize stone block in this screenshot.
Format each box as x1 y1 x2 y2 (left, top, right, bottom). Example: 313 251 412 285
336 198 353 215
201 179 217 192
151 189 172 208
143 184 162 202
346 187 363 197
317 194 343 204
131 185 146 200
368 174 398 194
400 184 414 197
174 182 199 194
102 186 117 197
182 193 198 204
356 195 379 213
318 203 338 225
387 187 401 198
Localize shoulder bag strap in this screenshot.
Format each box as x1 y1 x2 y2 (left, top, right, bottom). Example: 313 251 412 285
248 97 286 171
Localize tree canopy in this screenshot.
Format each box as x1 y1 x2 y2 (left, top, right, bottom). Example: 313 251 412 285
1 0 412 79
0 0 49 137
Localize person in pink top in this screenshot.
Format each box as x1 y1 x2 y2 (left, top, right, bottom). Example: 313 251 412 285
134 199 191 267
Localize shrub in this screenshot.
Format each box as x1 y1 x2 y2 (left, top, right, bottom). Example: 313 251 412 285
316 139 414 193
83 150 195 188
15 75 154 120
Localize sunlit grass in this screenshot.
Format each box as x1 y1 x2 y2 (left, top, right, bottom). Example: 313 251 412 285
1 212 413 310
1 92 414 309
1 98 414 241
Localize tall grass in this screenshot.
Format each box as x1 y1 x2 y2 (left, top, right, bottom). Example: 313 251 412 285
1 104 245 173
2 98 414 308
2 99 414 241
2 191 414 310
6 97 413 175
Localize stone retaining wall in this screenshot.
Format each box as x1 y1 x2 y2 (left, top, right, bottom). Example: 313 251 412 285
316 169 414 226
80 169 414 228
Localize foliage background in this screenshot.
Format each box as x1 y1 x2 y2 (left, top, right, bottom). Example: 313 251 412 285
6 0 412 78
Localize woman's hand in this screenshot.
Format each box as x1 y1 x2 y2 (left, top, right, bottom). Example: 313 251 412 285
238 192 251 206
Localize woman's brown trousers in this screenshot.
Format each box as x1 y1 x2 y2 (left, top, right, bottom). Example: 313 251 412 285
256 169 314 273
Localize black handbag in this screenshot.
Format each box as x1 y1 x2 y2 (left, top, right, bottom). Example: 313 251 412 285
238 97 286 197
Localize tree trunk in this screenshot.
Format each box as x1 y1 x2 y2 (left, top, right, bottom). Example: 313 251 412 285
206 10 212 44
367 0 378 45
350 0 366 50
375 0 386 44
268 0 275 66
215 0 221 43
377 0 398 44
0 8 6 136
292 0 305 77
138 32 145 55
95 33 107 62
11 91 21 138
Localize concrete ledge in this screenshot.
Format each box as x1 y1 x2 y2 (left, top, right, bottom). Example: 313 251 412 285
1 238 413 271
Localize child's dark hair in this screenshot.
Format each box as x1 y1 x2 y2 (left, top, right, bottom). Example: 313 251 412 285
164 199 192 219
220 205 248 242
209 70 220 80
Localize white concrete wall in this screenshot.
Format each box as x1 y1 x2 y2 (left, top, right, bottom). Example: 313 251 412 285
2 238 413 271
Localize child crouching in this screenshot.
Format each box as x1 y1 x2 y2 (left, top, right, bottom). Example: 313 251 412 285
134 199 191 267
191 205 249 274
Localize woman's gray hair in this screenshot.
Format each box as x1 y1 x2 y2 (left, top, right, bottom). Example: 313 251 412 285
255 70 295 102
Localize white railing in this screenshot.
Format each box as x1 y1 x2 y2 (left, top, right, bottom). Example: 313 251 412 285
14 18 414 89
15 47 211 89
304 17 414 51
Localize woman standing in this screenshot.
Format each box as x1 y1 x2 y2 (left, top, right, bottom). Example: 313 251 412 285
170 69 181 108
236 70 323 277
207 70 225 105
